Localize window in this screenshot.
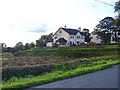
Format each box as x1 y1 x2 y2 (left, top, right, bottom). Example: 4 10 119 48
70 35 75 39
70 36 74 38
77 36 80 39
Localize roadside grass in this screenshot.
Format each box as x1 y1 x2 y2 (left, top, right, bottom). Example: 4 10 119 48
1 59 120 90
2 55 118 81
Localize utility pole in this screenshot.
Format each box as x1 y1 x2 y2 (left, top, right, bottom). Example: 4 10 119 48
0 43 4 84
0 43 3 61
0 43 5 61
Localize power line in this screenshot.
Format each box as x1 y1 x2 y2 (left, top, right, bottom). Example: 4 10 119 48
94 0 114 7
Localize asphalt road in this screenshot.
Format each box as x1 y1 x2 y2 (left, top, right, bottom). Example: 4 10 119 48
28 65 119 89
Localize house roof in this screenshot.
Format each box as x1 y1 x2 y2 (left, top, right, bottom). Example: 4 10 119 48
56 38 67 43
53 27 84 36
61 28 84 35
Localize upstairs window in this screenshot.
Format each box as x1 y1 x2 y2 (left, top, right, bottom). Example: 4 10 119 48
70 36 74 39
77 36 78 39
77 36 80 39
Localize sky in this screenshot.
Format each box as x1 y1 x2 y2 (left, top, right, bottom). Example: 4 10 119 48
0 0 118 47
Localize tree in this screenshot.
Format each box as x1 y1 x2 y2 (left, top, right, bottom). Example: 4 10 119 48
82 29 91 43
29 42 35 48
24 43 30 50
114 0 120 16
36 33 53 47
24 42 35 50
114 1 120 29
114 1 120 27
36 39 46 47
6 47 17 53
94 17 115 44
114 1 120 42
15 42 24 51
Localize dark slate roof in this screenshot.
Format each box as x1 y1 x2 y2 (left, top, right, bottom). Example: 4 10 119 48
53 27 85 37
61 28 83 35
61 28 78 35
56 38 67 43
46 38 53 42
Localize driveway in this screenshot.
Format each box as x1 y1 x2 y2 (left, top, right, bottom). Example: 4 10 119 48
26 65 119 89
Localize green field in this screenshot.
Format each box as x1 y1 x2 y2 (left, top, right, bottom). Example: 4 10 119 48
1 45 120 90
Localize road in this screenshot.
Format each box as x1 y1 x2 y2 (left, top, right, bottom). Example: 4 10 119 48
27 65 119 89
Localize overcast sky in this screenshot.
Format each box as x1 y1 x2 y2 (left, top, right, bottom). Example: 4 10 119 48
0 0 118 47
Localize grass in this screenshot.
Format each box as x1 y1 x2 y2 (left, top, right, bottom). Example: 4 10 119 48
2 55 118 80
1 58 120 90
1 45 119 89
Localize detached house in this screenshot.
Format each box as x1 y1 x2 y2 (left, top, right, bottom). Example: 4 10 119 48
90 33 101 44
46 27 85 47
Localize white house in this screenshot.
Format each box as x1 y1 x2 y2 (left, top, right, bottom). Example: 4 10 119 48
46 27 85 47
90 33 101 44
90 31 120 44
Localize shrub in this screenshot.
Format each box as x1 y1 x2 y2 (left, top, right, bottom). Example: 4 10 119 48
2 65 55 81
52 43 59 48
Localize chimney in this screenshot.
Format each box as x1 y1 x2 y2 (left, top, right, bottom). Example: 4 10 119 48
64 25 67 28
78 27 81 32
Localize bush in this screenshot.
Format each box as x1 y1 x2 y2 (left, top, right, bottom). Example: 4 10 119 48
2 65 55 81
14 46 119 57
52 43 59 48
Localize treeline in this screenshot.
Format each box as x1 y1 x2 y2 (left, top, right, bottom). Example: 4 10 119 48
3 33 53 53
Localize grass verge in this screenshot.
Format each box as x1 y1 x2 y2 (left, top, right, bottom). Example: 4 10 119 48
1 59 120 90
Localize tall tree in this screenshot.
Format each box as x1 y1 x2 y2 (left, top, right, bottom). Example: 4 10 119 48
82 29 91 43
114 1 120 42
114 1 120 28
94 17 115 44
114 0 120 16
